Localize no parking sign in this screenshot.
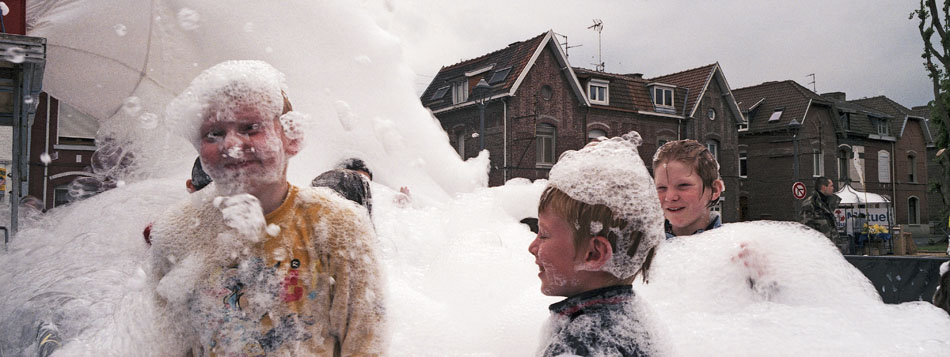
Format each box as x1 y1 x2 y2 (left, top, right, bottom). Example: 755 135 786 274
792 181 807 200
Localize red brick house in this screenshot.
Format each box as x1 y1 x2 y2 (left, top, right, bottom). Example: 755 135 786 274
911 104 945 226
28 93 98 209
851 96 934 231
733 81 841 222
420 31 745 222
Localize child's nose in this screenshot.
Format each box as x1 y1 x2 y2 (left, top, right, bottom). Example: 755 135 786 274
528 236 540 256
223 130 245 148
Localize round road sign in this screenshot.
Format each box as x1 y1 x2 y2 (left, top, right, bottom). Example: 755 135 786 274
792 181 807 200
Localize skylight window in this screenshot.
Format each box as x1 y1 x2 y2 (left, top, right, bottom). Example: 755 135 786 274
768 109 783 122
488 67 511 84
430 86 450 100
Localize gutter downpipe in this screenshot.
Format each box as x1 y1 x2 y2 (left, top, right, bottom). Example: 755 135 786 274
42 96 50 208
680 88 690 139
892 139 897 231
503 98 508 182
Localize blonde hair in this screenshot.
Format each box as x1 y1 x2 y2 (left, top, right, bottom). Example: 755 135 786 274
538 186 656 283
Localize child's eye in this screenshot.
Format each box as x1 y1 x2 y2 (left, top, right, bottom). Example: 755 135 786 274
203 130 224 141
241 123 261 134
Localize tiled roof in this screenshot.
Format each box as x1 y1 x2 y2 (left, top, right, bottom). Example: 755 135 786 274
853 96 935 143
733 80 830 133
649 63 718 117
420 31 548 111
818 94 889 137
573 67 688 115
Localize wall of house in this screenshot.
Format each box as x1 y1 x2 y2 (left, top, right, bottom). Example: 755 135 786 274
894 119 930 227
693 79 741 222
927 146 944 226
737 104 839 222
586 107 677 167
502 46 587 186
28 94 96 209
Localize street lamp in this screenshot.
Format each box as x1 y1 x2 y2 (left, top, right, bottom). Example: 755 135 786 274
472 78 491 151
789 119 802 212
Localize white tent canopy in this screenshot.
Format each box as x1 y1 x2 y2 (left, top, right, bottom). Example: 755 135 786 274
835 184 890 205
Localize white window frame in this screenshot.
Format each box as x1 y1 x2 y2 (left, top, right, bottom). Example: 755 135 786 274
878 150 891 183
705 139 719 162
588 79 609 105
768 109 783 122
452 80 468 104
739 152 748 178
536 124 556 167
653 86 674 108
876 118 889 136
812 150 824 177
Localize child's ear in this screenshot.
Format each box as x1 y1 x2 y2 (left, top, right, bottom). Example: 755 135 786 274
583 236 613 270
711 179 725 200
283 136 302 157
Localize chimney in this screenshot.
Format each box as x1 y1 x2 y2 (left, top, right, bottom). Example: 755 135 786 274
626 73 643 79
821 92 846 101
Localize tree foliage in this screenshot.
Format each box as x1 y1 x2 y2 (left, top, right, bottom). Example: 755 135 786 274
912 0 950 227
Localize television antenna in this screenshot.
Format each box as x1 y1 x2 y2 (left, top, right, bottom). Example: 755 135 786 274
588 19 604 72
806 73 816 92
554 32 582 59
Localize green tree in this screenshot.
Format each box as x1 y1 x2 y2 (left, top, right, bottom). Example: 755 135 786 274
912 0 950 230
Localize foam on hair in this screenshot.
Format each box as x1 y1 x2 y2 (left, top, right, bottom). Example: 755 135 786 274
547 131 664 280
166 60 289 149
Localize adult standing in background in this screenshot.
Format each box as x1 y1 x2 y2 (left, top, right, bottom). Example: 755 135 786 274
800 177 845 252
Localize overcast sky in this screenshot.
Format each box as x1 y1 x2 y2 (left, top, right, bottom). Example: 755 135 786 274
377 0 933 108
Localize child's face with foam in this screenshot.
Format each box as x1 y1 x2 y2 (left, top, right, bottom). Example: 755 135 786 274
654 160 715 234
199 103 292 192
529 209 588 297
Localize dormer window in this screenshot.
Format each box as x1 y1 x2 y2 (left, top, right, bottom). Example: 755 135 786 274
653 86 673 108
588 79 609 105
452 80 468 104
876 118 889 135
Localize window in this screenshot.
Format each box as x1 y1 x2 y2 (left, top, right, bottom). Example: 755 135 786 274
57 101 99 147
840 113 851 130
738 122 749 131
876 118 889 136
452 80 468 104
588 80 609 105
456 130 466 158
908 153 917 183
653 87 673 107
488 67 512 84
707 108 717 120
812 150 824 177
431 86 450 100
908 196 920 224
837 147 851 182
768 109 783 122
878 150 890 183
53 185 70 208
540 85 553 101
536 124 556 166
705 140 719 162
739 152 748 178
588 129 606 142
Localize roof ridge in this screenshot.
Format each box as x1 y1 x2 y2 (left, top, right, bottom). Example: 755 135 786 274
440 31 547 71
572 67 649 82
648 62 718 81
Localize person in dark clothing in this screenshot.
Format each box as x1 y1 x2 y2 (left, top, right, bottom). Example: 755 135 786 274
311 168 372 214
338 157 372 181
186 157 213 193
799 176 844 252
528 132 667 356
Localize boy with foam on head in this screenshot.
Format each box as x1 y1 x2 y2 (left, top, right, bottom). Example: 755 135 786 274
529 131 668 356
148 60 385 355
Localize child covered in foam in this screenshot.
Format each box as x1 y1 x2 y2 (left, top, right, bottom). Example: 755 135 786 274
147 60 386 355
529 132 670 356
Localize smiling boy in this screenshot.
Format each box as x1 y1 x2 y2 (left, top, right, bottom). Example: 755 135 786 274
148 60 385 356
529 132 668 356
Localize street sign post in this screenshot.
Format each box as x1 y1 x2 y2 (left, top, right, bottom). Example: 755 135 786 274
792 181 807 200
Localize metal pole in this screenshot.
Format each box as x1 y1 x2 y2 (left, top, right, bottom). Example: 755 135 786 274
478 102 486 151
793 132 801 213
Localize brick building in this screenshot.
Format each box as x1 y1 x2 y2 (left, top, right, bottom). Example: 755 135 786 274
911 104 945 227
851 96 934 232
733 81 841 222
420 30 745 222
28 93 98 209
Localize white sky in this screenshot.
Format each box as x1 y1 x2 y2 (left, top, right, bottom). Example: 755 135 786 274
375 0 933 108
